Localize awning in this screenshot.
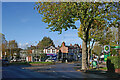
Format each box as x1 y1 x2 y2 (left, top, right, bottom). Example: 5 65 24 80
47 53 57 56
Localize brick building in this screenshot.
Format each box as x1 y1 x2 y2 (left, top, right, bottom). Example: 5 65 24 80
60 42 82 61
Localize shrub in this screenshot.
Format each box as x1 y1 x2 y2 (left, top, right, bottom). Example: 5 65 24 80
107 56 120 69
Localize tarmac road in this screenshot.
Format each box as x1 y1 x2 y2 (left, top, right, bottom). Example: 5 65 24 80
2 63 108 79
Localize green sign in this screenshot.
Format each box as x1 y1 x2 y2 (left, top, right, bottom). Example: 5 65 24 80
105 46 109 51
104 54 108 61
104 52 110 62
104 45 110 53
111 46 120 49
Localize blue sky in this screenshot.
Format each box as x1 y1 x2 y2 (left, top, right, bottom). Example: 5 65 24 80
2 2 82 49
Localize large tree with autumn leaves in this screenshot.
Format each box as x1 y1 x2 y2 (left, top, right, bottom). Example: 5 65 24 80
34 2 119 70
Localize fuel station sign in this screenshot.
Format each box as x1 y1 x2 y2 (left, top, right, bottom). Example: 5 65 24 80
104 45 110 53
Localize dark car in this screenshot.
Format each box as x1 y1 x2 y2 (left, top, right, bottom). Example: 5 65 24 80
2 59 9 66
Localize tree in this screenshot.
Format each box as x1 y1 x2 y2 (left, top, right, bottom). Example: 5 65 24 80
37 36 55 50
8 40 18 49
111 49 118 56
34 2 119 70
109 26 118 46
8 40 19 58
78 22 107 67
0 33 8 58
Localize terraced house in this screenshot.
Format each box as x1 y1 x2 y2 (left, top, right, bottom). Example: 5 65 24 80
60 42 82 61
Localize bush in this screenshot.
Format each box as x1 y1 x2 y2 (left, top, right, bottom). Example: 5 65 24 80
107 56 120 69
111 49 118 56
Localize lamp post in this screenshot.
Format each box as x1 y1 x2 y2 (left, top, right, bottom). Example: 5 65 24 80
26 43 28 62
9 45 11 62
35 41 37 62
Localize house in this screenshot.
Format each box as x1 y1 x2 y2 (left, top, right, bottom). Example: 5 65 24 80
31 49 42 62
20 50 27 61
60 42 82 61
43 46 58 59
43 46 58 54
20 49 33 62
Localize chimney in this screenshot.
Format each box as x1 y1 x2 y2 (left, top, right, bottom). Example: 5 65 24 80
70 44 72 46
62 42 65 47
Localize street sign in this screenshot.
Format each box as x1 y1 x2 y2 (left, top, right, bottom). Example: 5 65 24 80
111 46 120 49
104 45 110 53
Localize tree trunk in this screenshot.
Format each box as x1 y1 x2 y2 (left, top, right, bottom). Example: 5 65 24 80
118 26 120 56
90 40 95 69
88 41 90 69
82 40 87 70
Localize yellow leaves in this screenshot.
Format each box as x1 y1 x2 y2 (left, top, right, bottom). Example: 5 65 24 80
97 11 99 14
106 13 108 16
44 14 45 16
58 19 60 21
94 20 97 24
38 10 40 13
78 24 83 38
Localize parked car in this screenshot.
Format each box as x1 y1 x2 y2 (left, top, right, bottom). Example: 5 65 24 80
2 59 9 66
10 59 16 62
45 58 55 62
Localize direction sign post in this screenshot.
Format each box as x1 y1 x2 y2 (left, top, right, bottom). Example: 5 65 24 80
104 45 110 62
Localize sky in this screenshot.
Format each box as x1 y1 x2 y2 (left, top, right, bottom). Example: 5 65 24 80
2 2 82 49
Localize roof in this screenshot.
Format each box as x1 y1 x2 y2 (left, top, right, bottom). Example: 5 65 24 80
45 46 57 49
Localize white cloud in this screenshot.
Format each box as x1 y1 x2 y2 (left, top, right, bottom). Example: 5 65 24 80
18 43 22 48
18 43 30 49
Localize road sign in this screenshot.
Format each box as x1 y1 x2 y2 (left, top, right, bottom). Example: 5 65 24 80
104 52 110 62
104 45 110 53
111 46 120 49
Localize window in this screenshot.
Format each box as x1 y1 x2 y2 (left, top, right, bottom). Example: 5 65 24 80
47 49 50 53
52 49 55 53
69 49 72 53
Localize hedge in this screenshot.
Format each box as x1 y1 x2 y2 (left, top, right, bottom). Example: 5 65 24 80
29 62 54 64
107 56 120 69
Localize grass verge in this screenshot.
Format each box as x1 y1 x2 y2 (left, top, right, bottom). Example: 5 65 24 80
10 62 30 65
29 62 54 64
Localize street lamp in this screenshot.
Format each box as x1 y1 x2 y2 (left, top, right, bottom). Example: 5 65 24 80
26 43 29 62
35 41 38 62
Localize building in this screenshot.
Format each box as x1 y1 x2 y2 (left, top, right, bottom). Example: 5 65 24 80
31 49 42 62
60 42 82 61
20 50 27 61
43 46 58 54
20 49 33 62
43 46 58 59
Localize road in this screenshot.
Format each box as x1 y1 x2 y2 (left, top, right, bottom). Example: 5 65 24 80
2 63 107 79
